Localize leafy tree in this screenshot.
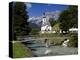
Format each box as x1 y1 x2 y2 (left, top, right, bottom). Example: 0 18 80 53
30 29 39 35
49 18 57 27
12 2 31 40
59 5 78 31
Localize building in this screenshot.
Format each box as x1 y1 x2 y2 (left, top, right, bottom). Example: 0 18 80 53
41 13 52 33
69 28 78 33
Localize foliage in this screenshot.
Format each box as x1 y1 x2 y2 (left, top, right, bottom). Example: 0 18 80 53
68 33 78 47
13 42 33 58
12 2 31 40
52 23 60 32
30 28 40 35
59 6 78 31
49 18 57 27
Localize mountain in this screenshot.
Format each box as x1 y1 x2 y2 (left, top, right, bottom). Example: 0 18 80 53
29 23 40 29
28 11 60 29
28 16 42 29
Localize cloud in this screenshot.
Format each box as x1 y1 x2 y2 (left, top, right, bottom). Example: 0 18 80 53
26 3 32 9
28 16 42 22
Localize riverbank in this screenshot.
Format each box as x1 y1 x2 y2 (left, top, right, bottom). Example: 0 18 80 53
13 42 33 58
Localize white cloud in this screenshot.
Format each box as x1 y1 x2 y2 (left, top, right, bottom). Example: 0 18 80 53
26 3 32 9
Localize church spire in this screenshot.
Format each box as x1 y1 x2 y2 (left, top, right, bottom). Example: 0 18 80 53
43 12 46 18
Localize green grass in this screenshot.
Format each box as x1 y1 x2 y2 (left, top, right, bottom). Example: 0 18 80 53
13 42 33 58
39 33 63 37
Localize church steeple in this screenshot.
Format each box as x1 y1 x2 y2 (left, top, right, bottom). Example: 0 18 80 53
43 12 46 18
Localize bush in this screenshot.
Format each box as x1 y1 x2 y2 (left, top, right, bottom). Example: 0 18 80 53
68 33 78 47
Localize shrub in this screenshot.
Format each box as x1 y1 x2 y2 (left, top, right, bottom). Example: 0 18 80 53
68 33 78 47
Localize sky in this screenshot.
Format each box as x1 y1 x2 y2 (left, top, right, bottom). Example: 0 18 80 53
26 2 69 17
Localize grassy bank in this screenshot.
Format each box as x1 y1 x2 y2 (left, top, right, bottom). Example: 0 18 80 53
13 42 33 58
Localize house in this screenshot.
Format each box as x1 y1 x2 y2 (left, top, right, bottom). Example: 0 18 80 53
69 28 78 33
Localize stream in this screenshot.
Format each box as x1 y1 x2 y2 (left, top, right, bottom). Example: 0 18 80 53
21 37 78 57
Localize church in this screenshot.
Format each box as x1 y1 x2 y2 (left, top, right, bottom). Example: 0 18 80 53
41 13 52 33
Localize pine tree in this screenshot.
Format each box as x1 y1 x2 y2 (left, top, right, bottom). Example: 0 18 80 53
12 2 31 40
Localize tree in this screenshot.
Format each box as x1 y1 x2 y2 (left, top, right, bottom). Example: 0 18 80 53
59 5 78 31
49 18 57 27
12 2 31 40
30 28 39 35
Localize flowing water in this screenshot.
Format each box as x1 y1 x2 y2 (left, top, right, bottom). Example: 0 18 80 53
22 37 78 57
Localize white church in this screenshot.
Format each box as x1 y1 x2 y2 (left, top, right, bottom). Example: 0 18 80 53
41 13 52 33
